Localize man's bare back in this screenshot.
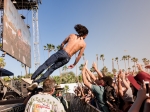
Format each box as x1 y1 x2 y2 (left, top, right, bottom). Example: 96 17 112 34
63 34 86 57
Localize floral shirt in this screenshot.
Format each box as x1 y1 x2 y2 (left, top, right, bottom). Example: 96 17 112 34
25 93 65 112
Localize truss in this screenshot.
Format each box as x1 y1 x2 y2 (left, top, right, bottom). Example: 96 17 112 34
32 8 40 70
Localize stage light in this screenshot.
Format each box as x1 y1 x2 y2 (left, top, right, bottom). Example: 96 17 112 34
13 0 17 4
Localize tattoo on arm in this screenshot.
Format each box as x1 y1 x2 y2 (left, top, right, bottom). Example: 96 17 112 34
60 36 70 49
74 46 85 65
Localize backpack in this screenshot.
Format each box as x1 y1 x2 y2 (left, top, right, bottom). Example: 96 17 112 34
104 85 120 112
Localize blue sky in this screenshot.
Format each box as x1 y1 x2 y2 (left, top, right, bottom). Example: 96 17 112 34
1 0 150 76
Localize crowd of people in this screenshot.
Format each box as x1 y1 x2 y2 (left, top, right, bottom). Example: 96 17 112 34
73 61 150 112
24 60 150 112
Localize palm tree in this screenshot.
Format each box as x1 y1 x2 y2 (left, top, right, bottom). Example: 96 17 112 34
90 67 95 73
0 43 2 49
75 53 78 76
142 58 147 71
142 58 147 65
135 58 138 64
101 66 108 75
100 54 105 67
122 55 127 71
79 64 84 71
44 44 55 57
122 69 125 72
0 57 6 68
128 68 131 72
21 63 28 77
112 58 114 70
53 76 61 84
132 65 135 71
64 85 70 93
56 45 61 51
127 55 131 69
131 57 138 71
82 53 85 62
96 54 99 69
62 65 68 73
115 57 119 70
112 68 117 75
3 76 11 81
146 60 150 73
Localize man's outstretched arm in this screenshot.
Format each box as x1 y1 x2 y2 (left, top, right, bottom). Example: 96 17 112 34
68 45 86 69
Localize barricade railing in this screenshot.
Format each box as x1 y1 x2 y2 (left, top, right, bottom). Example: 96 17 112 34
69 96 101 112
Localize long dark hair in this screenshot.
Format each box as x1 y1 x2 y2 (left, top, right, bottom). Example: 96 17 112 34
74 24 88 37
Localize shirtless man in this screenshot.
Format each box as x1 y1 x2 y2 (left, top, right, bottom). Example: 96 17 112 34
27 24 88 91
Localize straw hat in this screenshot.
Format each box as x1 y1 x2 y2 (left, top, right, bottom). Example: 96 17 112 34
55 85 64 90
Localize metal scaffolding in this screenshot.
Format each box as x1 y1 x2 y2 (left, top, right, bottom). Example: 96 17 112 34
0 0 3 47
0 0 41 70
32 8 40 70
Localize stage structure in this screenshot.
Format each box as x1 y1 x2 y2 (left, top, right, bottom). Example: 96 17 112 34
0 0 41 69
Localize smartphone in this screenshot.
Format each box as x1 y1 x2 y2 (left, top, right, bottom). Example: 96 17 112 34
144 80 149 97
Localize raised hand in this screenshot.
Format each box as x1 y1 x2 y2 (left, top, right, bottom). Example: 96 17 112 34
120 70 125 80
137 63 143 71
92 62 97 70
137 80 147 101
83 60 88 71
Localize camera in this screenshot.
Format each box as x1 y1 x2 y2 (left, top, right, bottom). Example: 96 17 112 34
144 80 149 97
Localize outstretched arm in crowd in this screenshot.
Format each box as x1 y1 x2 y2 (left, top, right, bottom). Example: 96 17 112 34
120 70 130 89
128 81 147 112
137 63 144 72
78 83 85 97
85 67 97 82
82 61 92 89
92 62 104 78
117 72 123 97
85 71 93 83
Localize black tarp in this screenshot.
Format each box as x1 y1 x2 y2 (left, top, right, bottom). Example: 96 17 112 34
0 68 14 77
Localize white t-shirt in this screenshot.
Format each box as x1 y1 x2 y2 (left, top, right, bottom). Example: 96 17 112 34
25 93 65 112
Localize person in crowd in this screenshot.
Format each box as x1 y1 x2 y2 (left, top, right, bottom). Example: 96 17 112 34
28 24 88 91
85 61 120 112
117 70 134 112
25 78 65 112
128 80 150 112
82 61 110 112
127 63 150 112
55 85 68 111
84 89 94 103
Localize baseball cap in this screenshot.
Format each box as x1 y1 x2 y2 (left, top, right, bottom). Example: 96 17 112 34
134 71 150 84
127 75 140 90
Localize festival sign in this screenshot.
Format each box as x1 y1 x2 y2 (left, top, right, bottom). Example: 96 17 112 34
3 0 31 67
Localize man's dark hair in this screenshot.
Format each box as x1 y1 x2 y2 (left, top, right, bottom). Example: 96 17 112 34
43 78 56 92
74 24 88 37
102 76 113 86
